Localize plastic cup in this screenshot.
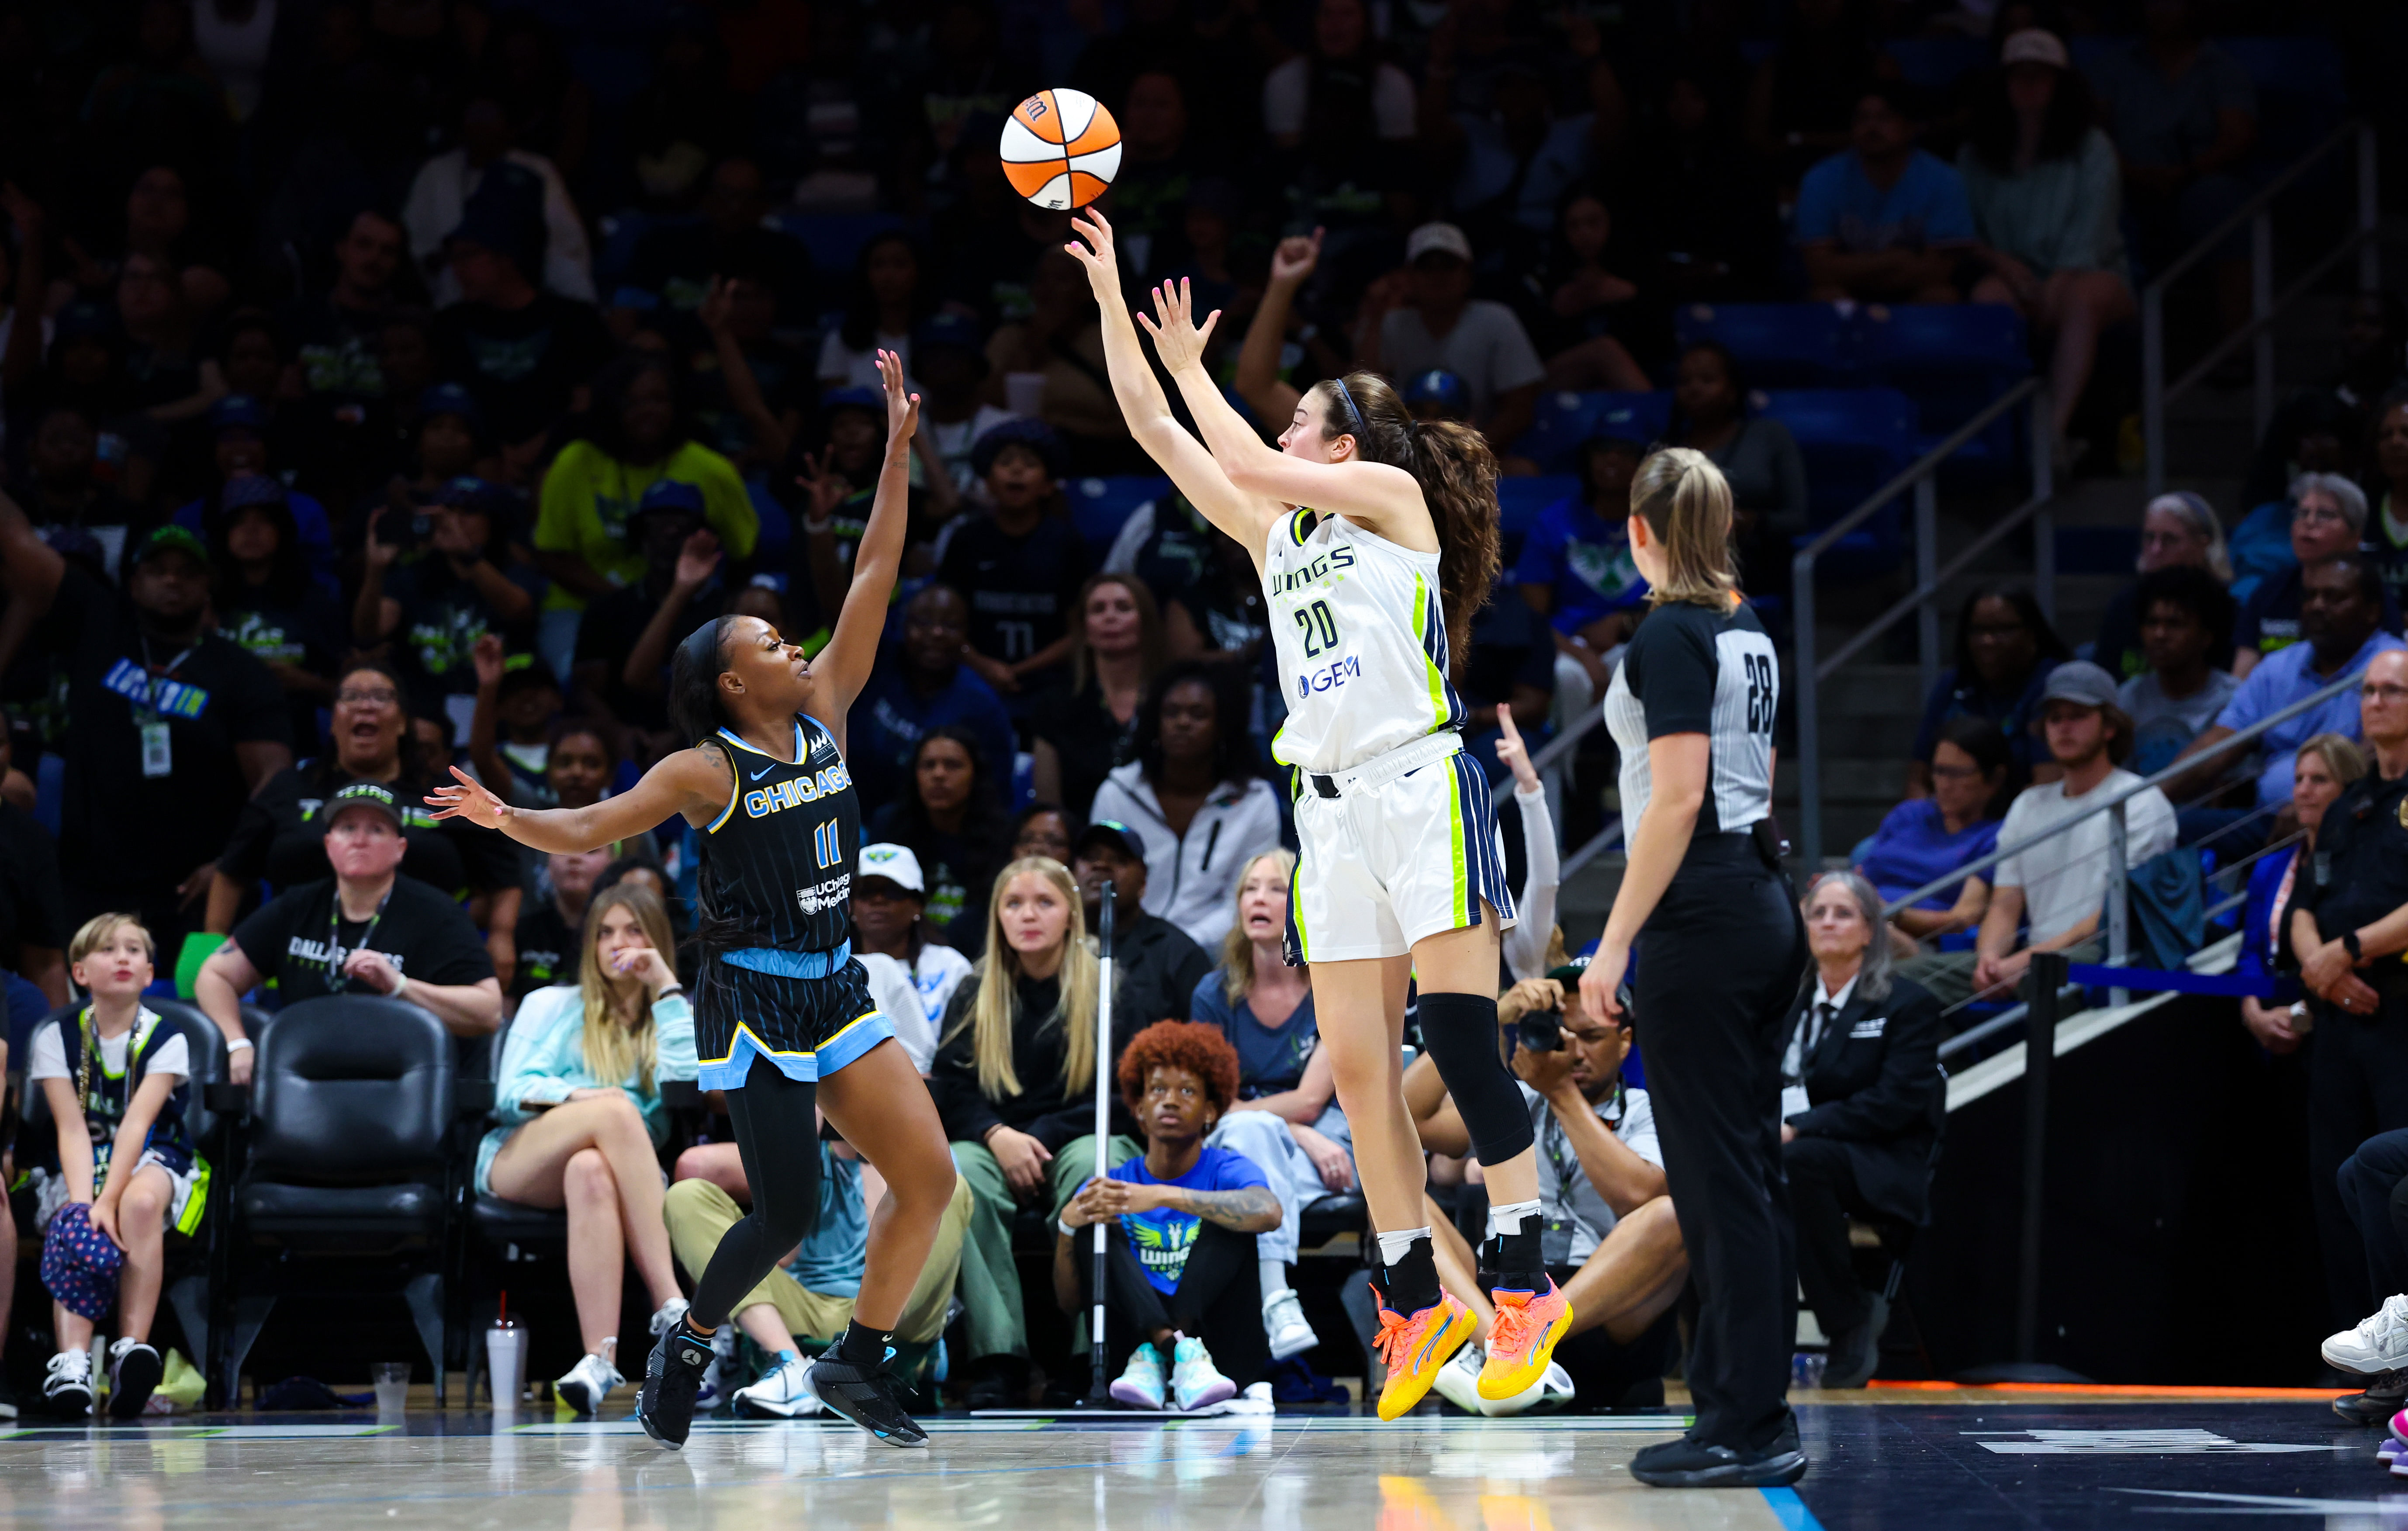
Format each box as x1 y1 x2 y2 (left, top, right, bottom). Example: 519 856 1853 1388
373 1361 410 1415
486 1323 527 1410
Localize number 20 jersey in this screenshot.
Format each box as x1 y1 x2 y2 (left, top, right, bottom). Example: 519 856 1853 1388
1262 508 1466 776
699 714 859 952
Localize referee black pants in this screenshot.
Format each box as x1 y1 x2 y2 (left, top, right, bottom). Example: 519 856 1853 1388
1635 839 1807 1452
2308 1000 2408 1332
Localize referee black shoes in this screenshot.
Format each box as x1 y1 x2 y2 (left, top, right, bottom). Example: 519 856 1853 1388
637 1324 715 1449
1631 1419 1808 1488
808 1355 929 1447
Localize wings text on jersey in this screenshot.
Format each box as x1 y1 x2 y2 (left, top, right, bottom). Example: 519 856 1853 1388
1268 543 1355 595
744 761 854 819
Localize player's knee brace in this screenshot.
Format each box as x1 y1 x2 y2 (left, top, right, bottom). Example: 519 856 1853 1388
1415 991 1535 1167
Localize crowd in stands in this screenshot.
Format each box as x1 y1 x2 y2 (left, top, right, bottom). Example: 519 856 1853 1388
0 0 2394 1417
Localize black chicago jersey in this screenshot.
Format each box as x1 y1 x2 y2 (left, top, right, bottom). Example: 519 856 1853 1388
700 715 858 953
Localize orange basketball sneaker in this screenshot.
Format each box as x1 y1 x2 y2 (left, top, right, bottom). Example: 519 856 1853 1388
1372 1286 1477 1420
1478 1279 1573 1400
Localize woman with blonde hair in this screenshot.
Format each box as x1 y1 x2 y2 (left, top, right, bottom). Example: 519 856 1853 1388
1577 446 1809 1489
479 882 696 1416
928 855 1131 1405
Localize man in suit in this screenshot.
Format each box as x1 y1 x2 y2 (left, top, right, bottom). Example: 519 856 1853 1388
1783 872 1945 1389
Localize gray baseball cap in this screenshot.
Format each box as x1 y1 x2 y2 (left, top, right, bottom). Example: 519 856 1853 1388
2038 660 2119 711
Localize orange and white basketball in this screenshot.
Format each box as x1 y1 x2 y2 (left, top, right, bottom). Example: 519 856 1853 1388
999 88 1122 210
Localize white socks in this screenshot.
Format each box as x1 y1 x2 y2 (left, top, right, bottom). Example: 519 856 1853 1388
1488 1199 1542 1241
1376 1227 1432 1265
1260 1258 1289 1296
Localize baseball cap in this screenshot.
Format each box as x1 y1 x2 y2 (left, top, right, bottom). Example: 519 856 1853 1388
1406 222 1473 264
913 313 989 373
419 382 487 434
324 780 406 832
130 524 211 572
857 843 927 894
211 394 270 434
1404 368 1469 415
821 386 883 417
2038 660 2119 711
1074 819 1144 862
632 478 708 523
1999 28 2069 69
436 475 519 522
220 473 289 512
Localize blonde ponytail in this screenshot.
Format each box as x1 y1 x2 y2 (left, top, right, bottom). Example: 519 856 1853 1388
1631 447 1737 608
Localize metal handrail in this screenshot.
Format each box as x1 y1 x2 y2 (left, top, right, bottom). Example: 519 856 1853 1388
1793 380 2055 867
2142 119 2380 494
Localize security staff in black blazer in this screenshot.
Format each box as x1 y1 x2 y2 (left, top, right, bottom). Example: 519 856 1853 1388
1782 872 1944 1390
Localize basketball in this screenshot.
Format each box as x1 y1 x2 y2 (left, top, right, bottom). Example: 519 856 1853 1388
999 88 1122 210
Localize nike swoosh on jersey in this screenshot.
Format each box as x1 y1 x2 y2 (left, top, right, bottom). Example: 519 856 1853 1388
750 764 777 781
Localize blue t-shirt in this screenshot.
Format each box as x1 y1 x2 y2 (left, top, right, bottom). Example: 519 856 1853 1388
1793 148 1976 254
1190 972 1318 1099
1857 798 2001 912
782 1143 868 1299
1911 660 2060 769
1512 495 1649 635
1114 1145 1271 1294
2214 629 2407 807
844 652 1019 816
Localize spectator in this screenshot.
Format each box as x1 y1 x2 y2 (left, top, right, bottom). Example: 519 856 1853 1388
531 355 758 686
1528 190 1649 393
1961 31 2135 454
1426 964 1687 1415
937 421 1092 704
207 658 520 953
1425 60 1609 273
819 232 931 394
2233 475 2386 677
690 255 816 476
851 843 974 1075
1032 574 1163 823
568 481 727 751
982 251 1134 475
28 914 192 1419
1794 83 1975 305
172 401 339 597
426 162 614 456
0 731 68 1004
2244 294 2405 512
9 408 140 570
208 477 348 750
1263 0 1416 150
2118 566 2241 777
1072 819 1216 1029
2290 648 2408 1333
932 855 1136 1407
1356 223 1543 450
615 157 814 334
1781 873 1944 1389
2090 491 2233 681
196 782 504 1080
403 95 595 305
1859 715 2010 950
511 846 611 1000
1101 72 1220 284
1104 494 1268 669
1013 803 1078 865
2169 556 2404 830
1089 664 1281 952
1909 585 2070 795
846 584 1018 820
1897 662 2177 1008
477 883 694 1415
866 726 1011 937
2235 733 2362 1056
910 314 1017 501
1745 0 1887 193
2367 393 2408 611
1056 1020 1279 1411
357 476 543 729
0 515 292 952
1191 849 1351 1361
1517 435 1650 723
1664 342 1809 589
1625 60 1783 306
284 209 410 409
2088 0 2257 341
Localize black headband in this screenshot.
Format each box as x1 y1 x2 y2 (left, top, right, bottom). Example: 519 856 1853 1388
678 617 724 684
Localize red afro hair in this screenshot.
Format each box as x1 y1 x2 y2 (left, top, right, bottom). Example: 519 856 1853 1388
1116 1020 1242 1117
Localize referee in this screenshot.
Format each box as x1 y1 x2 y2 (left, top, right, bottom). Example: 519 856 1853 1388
1578 448 1808 1489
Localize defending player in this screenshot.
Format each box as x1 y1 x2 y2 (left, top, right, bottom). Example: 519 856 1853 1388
1062 211 1568 1418
430 351 957 1449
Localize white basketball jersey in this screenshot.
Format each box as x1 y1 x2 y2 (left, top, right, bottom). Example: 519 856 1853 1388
1263 508 1465 774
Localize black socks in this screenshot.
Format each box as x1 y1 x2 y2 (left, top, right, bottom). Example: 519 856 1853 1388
1377 1236 1444 1316
834 1318 894 1368
1482 1229 1548 1296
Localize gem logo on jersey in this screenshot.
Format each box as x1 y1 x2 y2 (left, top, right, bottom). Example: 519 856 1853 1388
1295 653 1362 699
744 761 853 819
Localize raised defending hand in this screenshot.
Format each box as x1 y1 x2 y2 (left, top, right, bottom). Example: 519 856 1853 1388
1136 277 1221 372
428 764 510 829
877 347 920 442
1064 210 1125 298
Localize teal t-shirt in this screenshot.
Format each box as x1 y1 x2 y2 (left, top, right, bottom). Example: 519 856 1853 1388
1114 1146 1270 1294
783 1144 867 1299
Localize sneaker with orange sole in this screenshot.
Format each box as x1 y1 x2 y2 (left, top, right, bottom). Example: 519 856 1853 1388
1371 1287 1477 1420
1478 1279 1572 1400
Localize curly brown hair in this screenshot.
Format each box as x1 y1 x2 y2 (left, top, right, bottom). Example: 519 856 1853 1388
1116 1020 1242 1117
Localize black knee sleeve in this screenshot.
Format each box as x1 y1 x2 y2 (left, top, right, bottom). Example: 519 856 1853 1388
1417 991 1534 1167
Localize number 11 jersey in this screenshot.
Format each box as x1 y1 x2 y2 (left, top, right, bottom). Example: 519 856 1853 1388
1263 509 1466 776
700 714 859 953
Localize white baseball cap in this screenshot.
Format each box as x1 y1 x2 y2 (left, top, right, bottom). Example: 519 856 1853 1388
1405 222 1473 264
856 842 927 894
2000 28 2069 69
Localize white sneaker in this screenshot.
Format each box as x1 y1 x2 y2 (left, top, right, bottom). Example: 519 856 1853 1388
648 1297 691 1337
693 1324 738 1413
1477 1360 1574 1417
1432 1343 1486 1413
1169 1334 1236 1412
42 1350 92 1417
1108 1344 1167 1409
2328 1294 2408 1374
554 1350 625 1415
733 1351 824 1419
1263 1288 1319 1360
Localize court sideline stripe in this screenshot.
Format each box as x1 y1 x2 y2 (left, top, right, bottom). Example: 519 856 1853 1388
1761 1487 1826 1531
